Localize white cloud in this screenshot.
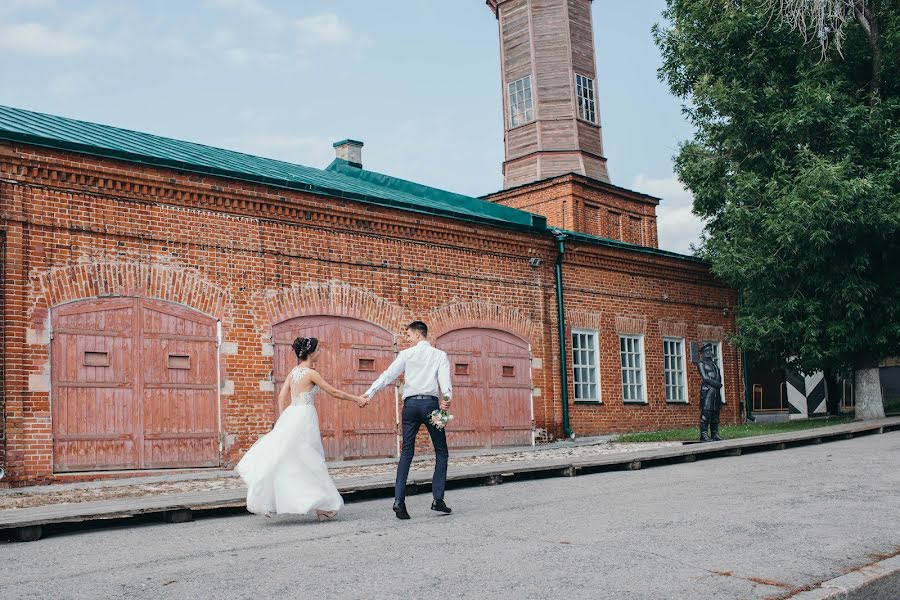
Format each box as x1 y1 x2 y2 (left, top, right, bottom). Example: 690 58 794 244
224 47 251 66
157 37 197 58
212 28 236 47
6 0 56 10
207 0 281 30
0 23 96 56
631 174 705 255
294 13 352 45
222 46 282 67
208 0 275 20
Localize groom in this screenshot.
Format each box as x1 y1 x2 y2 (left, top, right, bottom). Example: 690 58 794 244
363 321 452 519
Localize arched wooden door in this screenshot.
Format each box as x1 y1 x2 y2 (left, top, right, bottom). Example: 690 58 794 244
272 316 397 460
51 298 220 472
436 328 533 449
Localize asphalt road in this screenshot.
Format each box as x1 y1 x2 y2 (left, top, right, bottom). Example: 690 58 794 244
2 433 898 600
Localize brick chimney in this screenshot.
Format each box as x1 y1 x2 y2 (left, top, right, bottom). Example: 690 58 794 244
333 139 364 168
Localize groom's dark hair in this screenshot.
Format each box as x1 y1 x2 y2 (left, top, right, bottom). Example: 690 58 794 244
407 321 428 338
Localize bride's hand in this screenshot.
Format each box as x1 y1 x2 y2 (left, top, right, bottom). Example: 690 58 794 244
356 396 369 407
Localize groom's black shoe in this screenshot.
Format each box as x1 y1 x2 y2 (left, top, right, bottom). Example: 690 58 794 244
393 502 410 520
431 499 452 514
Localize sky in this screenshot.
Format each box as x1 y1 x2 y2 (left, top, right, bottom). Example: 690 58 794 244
0 0 703 253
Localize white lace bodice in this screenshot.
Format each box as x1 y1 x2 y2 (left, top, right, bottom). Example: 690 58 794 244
290 366 319 406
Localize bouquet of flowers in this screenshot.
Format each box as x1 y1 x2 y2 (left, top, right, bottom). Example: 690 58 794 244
428 409 454 430
428 396 454 430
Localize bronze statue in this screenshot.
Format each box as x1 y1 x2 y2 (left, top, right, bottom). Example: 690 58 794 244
697 343 724 441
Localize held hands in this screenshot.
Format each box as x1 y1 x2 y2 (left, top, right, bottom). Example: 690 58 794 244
355 392 371 408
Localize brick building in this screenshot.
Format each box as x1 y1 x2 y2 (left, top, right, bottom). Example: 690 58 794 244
0 0 740 486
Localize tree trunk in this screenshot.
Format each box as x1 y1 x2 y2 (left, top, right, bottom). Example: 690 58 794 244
854 364 885 420
853 2 882 101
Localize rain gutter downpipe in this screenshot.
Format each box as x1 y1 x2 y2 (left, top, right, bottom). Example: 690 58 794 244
551 229 574 439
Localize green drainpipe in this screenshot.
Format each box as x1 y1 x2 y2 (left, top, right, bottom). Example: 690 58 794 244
739 289 754 422
552 230 573 439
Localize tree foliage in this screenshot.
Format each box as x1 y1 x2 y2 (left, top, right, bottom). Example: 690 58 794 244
654 0 900 375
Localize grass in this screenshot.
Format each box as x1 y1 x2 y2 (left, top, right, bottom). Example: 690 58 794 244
613 417 854 443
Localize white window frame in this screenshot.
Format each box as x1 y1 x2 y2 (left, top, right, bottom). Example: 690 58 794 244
508 75 534 127
619 334 647 404
571 328 601 403
702 340 726 404
575 73 597 124
663 337 688 403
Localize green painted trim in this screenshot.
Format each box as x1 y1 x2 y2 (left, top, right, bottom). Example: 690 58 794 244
573 400 603 405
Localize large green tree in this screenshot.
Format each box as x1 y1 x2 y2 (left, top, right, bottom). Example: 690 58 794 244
654 0 900 418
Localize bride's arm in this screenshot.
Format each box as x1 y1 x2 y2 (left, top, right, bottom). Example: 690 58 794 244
276 375 292 414
308 370 368 406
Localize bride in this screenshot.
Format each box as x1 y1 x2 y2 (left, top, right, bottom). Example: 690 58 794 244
235 336 368 520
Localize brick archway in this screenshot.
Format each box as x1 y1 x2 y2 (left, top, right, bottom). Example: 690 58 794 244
258 281 410 338
32 261 230 324
426 302 540 348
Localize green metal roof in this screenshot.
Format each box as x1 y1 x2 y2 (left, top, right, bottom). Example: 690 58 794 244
556 228 707 264
0 104 704 265
326 159 542 229
0 105 544 231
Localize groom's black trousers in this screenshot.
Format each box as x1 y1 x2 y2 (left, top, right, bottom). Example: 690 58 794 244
396 395 448 503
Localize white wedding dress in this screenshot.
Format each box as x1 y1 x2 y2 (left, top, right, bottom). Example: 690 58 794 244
235 366 344 516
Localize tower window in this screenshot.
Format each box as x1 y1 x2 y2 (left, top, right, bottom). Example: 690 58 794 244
508 75 534 127
576 74 597 123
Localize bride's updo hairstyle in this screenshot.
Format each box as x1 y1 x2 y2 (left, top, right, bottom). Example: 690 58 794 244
292 337 319 361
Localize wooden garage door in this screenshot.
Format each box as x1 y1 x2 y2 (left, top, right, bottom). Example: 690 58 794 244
437 329 533 449
51 298 219 472
272 316 397 460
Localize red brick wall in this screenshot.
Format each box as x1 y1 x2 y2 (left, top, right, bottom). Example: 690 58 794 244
484 174 660 248
0 142 738 485
559 242 740 435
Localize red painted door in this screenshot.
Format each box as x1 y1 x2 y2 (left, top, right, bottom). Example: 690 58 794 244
437 329 533 449
272 316 397 460
140 299 219 468
52 298 139 471
51 298 219 472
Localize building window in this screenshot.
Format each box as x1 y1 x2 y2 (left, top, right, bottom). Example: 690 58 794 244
508 75 534 127
620 335 646 403
572 329 600 402
575 74 597 123
703 340 725 404
663 338 687 403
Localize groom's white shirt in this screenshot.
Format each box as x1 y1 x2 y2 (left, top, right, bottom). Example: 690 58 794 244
366 340 452 400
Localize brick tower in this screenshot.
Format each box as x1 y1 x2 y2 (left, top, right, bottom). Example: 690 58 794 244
485 0 660 248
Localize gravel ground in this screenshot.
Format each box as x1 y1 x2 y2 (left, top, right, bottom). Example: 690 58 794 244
0 441 679 510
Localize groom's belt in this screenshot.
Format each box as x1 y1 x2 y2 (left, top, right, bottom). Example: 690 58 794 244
404 394 438 401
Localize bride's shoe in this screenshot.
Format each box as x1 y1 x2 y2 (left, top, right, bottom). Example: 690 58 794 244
316 510 337 522
264 511 273 518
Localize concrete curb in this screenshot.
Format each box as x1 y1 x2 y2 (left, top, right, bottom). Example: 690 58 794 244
788 554 900 600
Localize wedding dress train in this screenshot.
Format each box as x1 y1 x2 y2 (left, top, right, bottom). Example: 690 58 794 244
235 366 344 516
